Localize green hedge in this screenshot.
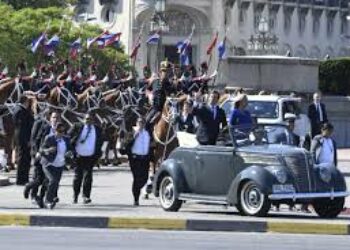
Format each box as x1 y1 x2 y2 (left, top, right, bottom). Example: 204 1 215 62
319 58 350 96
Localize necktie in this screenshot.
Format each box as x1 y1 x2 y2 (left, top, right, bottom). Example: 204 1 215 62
212 106 216 120
80 125 91 144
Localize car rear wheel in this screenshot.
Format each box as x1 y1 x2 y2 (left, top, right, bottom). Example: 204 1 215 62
312 197 345 218
159 176 182 212
237 181 271 217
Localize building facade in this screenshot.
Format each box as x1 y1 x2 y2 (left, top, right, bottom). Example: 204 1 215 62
75 0 350 73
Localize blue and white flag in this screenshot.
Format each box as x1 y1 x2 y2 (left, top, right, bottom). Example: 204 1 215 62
44 34 60 56
177 39 191 66
146 32 160 44
218 38 226 60
31 33 46 53
70 38 82 60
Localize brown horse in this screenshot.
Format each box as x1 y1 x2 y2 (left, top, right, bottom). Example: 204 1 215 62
151 95 187 171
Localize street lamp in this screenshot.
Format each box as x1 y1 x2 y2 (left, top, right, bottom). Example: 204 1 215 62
247 17 279 55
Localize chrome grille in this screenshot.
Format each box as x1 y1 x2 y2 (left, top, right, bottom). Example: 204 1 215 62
284 154 311 192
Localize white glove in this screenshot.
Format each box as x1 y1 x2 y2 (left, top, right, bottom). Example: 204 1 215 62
66 74 72 82
210 70 218 79
77 71 83 79
90 75 97 82
30 70 37 78
2 66 8 75
102 75 109 83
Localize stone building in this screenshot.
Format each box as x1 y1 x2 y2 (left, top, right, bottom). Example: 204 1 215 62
74 0 350 73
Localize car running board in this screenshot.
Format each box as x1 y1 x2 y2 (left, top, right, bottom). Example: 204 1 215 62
179 193 228 205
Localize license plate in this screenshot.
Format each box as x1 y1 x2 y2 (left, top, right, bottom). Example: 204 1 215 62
273 184 295 194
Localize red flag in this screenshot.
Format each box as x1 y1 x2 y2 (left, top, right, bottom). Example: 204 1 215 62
207 32 218 55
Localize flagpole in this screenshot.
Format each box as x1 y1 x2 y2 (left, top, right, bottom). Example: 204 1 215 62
212 32 227 88
131 21 145 69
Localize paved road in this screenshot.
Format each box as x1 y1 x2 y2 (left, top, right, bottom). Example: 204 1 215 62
0 227 349 250
0 163 349 222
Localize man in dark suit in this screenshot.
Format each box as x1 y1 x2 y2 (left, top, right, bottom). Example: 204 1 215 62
13 95 34 185
308 92 328 138
24 111 60 202
177 101 196 134
270 114 300 146
192 90 227 145
69 112 103 204
40 123 71 209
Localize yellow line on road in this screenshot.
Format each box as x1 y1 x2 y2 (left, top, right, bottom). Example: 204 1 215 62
108 217 186 230
268 222 348 235
0 214 30 226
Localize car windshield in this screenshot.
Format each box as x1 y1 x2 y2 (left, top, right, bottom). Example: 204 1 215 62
246 101 279 119
221 100 279 120
229 124 290 147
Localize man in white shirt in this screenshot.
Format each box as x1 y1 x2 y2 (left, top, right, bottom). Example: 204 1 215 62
311 122 337 166
127 118 151 206
40 123 70 209
69 113 103 204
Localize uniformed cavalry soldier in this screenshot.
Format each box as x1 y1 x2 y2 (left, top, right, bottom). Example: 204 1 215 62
69 112 104 204
122 118 151 206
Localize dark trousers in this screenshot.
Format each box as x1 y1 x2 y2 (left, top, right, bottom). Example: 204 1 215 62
73 156 96 199
42 165 63 203
26 162 46 199
16 144 31 185
129 155 150 202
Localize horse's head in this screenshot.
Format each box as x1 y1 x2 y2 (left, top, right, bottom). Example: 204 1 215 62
164 97 181 124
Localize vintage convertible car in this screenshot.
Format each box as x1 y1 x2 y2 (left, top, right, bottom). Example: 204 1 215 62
153 129 349 218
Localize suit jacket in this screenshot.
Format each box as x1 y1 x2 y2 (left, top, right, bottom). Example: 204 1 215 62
192 104 227 145
30 117 47 156
40 135 71 167
310 135 337 166
308 102 328 136
272 130 300 146
13 104 34 146
68 123 103 159
177 114 195 134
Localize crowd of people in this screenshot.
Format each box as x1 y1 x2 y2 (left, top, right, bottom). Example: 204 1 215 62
0 58 339 212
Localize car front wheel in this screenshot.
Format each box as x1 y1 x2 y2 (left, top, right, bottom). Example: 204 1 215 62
159 176 182 212
237 180 271 217
312 197 345 218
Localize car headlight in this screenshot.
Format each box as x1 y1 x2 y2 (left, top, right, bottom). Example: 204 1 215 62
273 169 287 184
319 167 332 183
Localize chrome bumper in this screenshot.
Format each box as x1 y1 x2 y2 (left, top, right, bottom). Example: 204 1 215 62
269 191 350 201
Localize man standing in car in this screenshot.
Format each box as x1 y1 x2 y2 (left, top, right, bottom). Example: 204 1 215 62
192 90 227 145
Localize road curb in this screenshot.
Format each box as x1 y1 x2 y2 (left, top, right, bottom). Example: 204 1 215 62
0 214 349 235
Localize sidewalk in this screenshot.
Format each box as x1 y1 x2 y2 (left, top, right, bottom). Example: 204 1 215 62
338 149 350 162
0 167 349 235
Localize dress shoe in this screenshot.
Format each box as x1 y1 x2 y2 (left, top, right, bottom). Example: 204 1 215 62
35 197 44 209
133 200 139 206
45 202 56 210
83 197 92 204
23 185 30 199
73 197 78 204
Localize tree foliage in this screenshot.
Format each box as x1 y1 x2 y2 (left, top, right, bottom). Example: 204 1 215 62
319 58 350 96
0 2 130 75
2 0 77 10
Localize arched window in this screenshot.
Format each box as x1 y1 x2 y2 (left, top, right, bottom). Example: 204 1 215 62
102 6 117 23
